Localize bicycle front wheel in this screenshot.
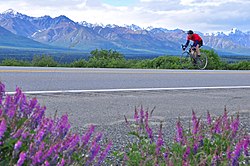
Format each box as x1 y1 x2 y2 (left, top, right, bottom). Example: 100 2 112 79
196 52 208 70
180 51 193 69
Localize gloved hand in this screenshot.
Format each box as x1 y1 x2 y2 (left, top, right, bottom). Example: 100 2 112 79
192 47 196 51
182 46 186 51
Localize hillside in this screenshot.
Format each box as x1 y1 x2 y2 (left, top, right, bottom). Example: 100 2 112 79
1 9 250 56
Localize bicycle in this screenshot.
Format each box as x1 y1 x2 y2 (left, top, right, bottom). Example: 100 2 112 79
180 44 208 70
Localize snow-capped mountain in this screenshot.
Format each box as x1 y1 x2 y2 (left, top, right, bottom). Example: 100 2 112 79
1 9 250 56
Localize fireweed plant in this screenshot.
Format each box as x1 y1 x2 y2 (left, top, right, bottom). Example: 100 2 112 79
0 82 249 165
119 107 249 166
0 82 112 165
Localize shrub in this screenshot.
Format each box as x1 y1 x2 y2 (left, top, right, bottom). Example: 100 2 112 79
0 59 30 66
88 49 127 68
69 59 88 68
0 82 111 165
151 56 181 69
228 61 250 70
202 49 227 70
32 55 58 67
117 107 249 165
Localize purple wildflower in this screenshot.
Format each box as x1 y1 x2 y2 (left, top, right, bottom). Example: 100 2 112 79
145 111 149 127
227 146 232 160
193 141 199 154
156 128 164 155
32 149 43 165
17 152 26 166
88 142 101 164
213 117 221 134
232 140 243 166
44 161 50 166
0 82 5 98
59 134 79 152
29 142 36 156
222 108 230 130
146 126 153 142
35 129 45 145
242 137 249 157
21 131 28 139
164 151 168 161
14 140 22 151
140 107 144 124
192 111 197 126
68 134 80 149
207 111 212 125
0 109 2 116
57 158 65 166
192 111 200 135
56 114 70 138
230 115 240 137
134 108 139 123
93 132 103 144
42 144 60 161
0 118 7 139
7 107 15 119
12 129 24 139
211 152 219 166
14 87 22 104
29 97 38 110
34 106 46 124
99 141 112 164
176 120 184 144
82 125 95 146
183 146 190 162
192 119 200 135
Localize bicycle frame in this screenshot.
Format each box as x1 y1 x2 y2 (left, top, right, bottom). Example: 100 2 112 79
180 44 208 70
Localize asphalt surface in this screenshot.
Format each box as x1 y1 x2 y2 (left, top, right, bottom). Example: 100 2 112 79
1 66 250 92
32 88 250 128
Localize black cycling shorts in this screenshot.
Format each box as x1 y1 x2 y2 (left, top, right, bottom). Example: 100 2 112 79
193 40 203 47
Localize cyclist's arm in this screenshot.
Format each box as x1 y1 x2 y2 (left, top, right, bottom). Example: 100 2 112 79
184 40 190 47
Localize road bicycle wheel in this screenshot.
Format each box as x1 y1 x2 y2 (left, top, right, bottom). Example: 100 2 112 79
196 52 208 70
180 51 193 69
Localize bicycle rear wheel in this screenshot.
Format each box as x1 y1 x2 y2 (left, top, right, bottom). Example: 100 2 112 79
180 51 193 69
196 52 208 70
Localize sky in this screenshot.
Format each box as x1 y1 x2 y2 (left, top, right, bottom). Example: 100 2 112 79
0 0 250 33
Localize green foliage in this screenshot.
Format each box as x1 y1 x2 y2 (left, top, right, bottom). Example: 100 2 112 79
90 49 125 60
202 49 226 69
151 56 181 69
69 59 88 68
32 55 58 67
88 49 127 68
1 49 249 70
228 61 250 70
116 108 249 165
0 59 30 66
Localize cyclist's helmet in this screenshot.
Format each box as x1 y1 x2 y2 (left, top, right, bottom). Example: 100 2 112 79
187 30 194 34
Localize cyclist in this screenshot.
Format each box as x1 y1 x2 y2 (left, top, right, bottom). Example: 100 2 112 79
182 30 203 61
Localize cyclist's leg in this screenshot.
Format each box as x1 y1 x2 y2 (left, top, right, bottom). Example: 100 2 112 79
197 40 203 57
196 45 200 57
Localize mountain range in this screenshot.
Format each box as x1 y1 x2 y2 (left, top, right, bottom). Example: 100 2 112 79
1 9 250 58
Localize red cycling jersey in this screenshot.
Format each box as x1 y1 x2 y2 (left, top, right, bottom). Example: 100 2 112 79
187 34 202 41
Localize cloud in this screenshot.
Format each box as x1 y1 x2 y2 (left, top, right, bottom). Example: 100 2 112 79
0 0 250 32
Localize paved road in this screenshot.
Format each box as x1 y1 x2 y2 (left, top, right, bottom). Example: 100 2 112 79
1 66 249 146
1 66 250 92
